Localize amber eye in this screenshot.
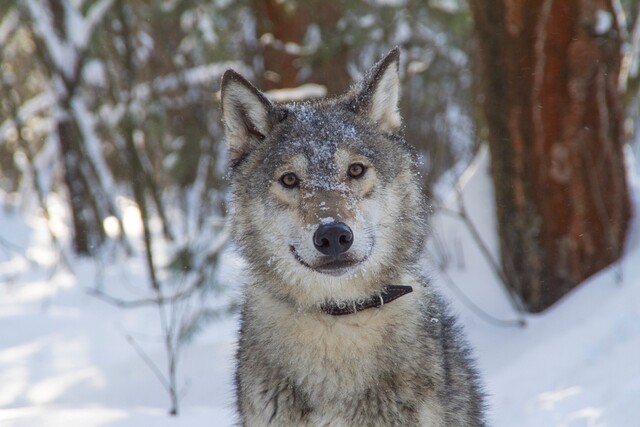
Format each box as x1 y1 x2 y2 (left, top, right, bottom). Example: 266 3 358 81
348 163 367 179
279 172 299 189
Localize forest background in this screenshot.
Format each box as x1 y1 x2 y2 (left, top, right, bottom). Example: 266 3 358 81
1 0 640 424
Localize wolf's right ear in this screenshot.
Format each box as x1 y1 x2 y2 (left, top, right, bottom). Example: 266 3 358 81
221 70 275 162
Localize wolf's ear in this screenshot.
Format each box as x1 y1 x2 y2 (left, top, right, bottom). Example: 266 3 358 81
348 48 402 132
221 70 276 162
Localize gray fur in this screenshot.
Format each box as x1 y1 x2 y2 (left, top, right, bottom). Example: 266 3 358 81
222 48 486 426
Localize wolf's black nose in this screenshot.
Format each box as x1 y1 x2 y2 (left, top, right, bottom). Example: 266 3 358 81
313 222 353 256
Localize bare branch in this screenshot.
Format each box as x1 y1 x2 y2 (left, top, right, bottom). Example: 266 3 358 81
125 334 172 394
435 185 526 315
437 265 526 328
81 0 116 49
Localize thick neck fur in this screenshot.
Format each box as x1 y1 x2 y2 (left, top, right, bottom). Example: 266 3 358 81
240 270 438 389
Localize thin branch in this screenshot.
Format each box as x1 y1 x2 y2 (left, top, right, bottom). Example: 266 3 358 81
125 333 172 394
86 283 200 308
437 206 508 285
86 227 230 308
0 91 54 138
23 0 75 79
436 186 526 315
156 289 179 416
0 235 24 253
81 0 116 49
437 265 526 328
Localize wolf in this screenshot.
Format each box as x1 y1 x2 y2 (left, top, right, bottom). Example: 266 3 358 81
220 48 486 426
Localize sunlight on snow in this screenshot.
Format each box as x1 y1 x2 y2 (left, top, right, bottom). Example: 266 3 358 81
0 406 128 427
44 193 70 239
0 255 29 278
0 281 58 307
538 386 582 410
102 215 121 238
122 204 143 237
24 247 59 268
560 407 604 427
27 367 105 405
0 340 47 406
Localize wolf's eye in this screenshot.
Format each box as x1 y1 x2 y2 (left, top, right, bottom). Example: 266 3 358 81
348 163 367 179
279 172 299 189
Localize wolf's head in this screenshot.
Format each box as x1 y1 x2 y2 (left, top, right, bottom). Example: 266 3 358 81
221 49 426 307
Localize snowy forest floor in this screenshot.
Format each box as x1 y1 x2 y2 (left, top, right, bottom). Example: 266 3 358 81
1 146 640 427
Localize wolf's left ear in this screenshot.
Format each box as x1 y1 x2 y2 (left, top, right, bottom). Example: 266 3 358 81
348 48 402 132
221 70 277 163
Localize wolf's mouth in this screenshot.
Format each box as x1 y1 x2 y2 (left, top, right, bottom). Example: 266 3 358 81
289 246 367 275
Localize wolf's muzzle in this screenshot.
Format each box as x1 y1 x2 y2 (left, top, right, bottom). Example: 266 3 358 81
313 222 353 256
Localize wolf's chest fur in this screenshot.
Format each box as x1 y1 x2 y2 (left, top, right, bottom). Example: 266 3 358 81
249 285 427 392
239 285 446 426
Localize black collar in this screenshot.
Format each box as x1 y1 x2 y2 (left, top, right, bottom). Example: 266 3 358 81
320 285 413 316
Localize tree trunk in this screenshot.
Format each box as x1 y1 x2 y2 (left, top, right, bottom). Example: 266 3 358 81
22 0 108 256
254 0 350 94
57 114 99 255
469 0 632 312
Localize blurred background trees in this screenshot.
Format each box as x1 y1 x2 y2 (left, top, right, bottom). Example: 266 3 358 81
1 0 639 314
0 0 477 281
2 0 640 415
0 2 477 412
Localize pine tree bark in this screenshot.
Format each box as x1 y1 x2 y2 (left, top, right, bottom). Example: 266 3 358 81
469 0 632 312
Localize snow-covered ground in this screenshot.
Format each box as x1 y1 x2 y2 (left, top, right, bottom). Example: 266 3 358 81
430 147 640 426
1 146 639 426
